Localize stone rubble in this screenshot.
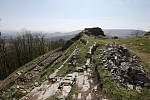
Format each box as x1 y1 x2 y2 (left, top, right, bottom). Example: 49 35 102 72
101 43 150 90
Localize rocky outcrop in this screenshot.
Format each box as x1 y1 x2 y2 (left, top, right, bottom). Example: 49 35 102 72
144 31 150 36
101 43 150 89
82 27 105 36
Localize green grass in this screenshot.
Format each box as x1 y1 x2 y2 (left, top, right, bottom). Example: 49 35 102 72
11 90 25 99
117 37 150 53
57 63 75 77
57 36 89 76
4 90 25 100
77 40 88 66
40 40 78 78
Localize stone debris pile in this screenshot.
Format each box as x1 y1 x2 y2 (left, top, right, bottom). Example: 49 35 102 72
101 43 150 89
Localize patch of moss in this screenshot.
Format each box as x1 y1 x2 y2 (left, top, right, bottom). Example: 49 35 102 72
11 90 25 99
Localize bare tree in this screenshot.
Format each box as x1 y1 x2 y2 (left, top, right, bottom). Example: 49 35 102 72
0 30 65 80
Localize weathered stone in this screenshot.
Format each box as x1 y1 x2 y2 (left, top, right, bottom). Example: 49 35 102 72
101 43 150 90
127 84 134 90
16 85 20 89
136 86 142 92
34 82 39 87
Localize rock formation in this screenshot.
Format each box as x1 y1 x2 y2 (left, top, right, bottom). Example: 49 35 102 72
82 27 105 36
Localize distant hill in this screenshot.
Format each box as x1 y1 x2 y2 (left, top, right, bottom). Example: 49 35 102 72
1 29 145 40
45 30 81 41
56 29 145 40
103 29 145 37
1 30 81 40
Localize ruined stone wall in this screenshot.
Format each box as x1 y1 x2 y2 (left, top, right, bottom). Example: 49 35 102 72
101 43 150 90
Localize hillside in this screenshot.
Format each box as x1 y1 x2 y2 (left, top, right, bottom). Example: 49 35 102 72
0 28 150 100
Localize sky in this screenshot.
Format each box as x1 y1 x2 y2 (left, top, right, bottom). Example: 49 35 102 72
0 0 150 32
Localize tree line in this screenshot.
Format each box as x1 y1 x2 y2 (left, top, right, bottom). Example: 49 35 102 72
0 31 65 80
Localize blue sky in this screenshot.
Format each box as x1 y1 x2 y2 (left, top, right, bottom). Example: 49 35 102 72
0 0 150 32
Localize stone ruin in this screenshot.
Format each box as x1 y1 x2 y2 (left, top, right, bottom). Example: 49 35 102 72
82 27 105 37
101 43 150 90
